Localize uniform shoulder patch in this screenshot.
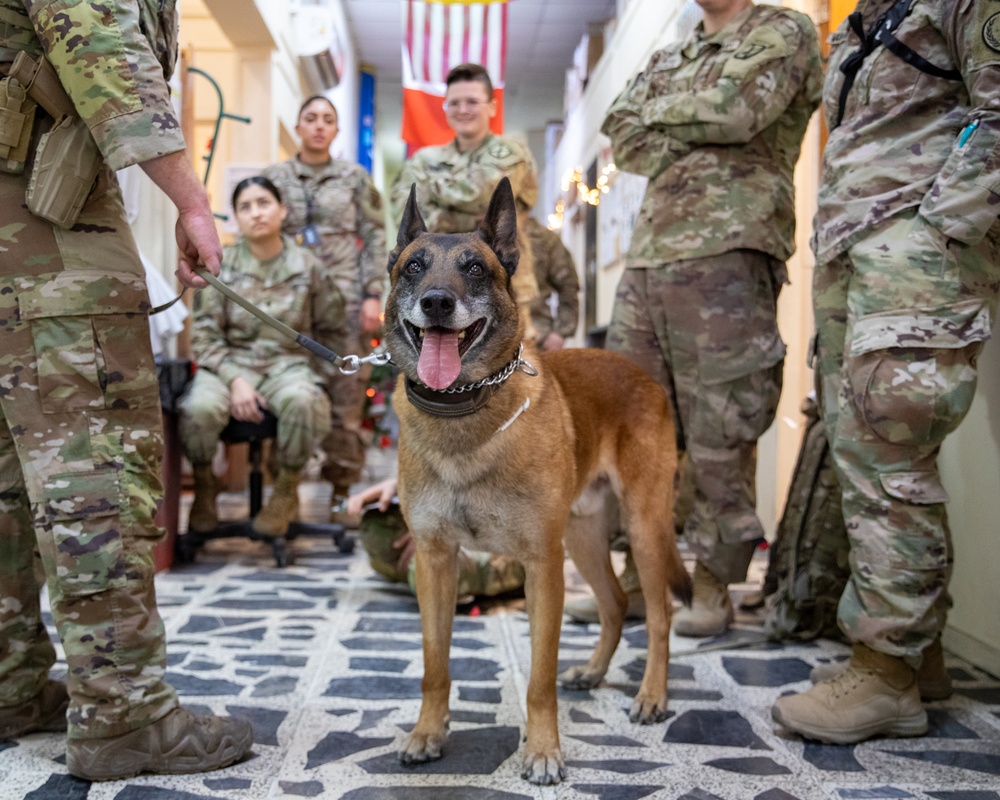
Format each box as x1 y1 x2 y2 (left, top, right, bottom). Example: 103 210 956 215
984 12 1000 54
488 141 513 160
722 24 794 79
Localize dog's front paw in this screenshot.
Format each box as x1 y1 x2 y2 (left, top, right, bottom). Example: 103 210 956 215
398 728 447 765
558 665 604 690
520 747 566 785
628 693 669 725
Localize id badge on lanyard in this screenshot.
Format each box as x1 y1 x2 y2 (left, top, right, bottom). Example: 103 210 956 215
297 178 321 248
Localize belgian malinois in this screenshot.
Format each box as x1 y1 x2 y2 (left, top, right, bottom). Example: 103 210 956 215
383 177 692 785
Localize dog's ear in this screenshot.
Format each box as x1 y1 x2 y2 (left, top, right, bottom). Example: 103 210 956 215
478 177 519 277
388 183 427 272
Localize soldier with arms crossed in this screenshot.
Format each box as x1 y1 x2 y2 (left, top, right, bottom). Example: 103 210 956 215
592 0 823 635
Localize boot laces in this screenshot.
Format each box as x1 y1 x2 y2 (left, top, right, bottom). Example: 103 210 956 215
826 664 874 700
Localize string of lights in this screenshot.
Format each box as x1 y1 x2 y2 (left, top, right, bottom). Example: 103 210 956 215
548 162 618 229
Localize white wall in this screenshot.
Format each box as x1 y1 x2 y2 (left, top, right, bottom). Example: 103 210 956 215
940 333 1000 676
552 2 687 229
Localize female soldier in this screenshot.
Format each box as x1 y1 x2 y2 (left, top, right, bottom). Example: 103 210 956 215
179 177 345 538
263 96 386 524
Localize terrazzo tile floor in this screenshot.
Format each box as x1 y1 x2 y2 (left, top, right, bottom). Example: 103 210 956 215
3 451 999 800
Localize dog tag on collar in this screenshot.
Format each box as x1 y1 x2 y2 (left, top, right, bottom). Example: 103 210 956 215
297 224 321 248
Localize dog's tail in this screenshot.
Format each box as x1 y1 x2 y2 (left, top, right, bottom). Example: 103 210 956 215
668 545 693 607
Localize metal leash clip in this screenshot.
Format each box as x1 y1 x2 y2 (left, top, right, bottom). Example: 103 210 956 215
338 350 393 375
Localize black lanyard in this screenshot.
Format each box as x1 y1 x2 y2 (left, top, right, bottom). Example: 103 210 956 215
834 0 960 129
299 175 316 227
298 175 321 248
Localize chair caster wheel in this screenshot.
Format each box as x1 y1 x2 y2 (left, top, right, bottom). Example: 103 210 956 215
272 538 290 568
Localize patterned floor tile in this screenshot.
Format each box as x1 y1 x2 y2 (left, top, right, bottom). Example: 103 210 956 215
2 473 999 800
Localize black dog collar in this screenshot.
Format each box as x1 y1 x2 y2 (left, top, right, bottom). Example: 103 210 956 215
404 379 499 417
403 345 537 418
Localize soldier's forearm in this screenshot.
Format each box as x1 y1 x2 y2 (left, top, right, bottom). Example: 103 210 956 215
140 151 211 217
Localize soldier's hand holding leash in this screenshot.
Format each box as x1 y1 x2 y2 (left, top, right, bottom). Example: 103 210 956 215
139 150 222 289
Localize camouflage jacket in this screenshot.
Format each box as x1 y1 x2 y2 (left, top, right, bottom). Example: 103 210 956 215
390 133 538 231
814 0 1000 264
191 236 346 388
0 0 185 170
524 215 579 341
263 157 386 304
602 3 823 267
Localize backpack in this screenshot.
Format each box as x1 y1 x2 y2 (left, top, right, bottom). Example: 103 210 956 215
138 0 180 81
762 398 851 642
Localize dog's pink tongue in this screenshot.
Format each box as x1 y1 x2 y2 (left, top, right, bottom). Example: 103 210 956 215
418 329 462 390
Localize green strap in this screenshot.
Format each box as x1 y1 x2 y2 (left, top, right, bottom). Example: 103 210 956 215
0 5 32 30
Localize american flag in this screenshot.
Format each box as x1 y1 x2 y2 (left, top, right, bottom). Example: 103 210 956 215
401 0 509 153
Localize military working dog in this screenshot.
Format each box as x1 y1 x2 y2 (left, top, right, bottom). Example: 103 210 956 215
383 177 691 785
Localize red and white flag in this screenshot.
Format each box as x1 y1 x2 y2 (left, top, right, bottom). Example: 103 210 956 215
401 0 509 154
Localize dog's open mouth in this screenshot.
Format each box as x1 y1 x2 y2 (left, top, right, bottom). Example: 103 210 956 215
407 319 485 390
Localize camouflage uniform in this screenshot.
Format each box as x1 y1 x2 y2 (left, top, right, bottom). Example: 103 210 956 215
523 215 579 348
602 4 823 584
262 157 385 490
179 237 344 469
360 504 525 599
391 133 541 333
813 0 1000 663
0 0 187 739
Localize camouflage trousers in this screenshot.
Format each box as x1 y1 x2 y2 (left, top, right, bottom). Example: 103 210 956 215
319 299 371 492
813 210 1000 663
178 365 331 469
607 250 787 585
0 165 177 739
360 504 525 598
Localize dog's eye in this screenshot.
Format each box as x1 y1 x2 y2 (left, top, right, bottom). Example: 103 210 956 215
466 262 484 277
405 260 422 275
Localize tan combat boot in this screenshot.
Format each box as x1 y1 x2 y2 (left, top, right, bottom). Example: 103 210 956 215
772 643 928 744
564 549 645 624
672 562 733 637
187 464 219 533
0 680 68 740
66 706 253 781
252 465 301 537
810 636 952 701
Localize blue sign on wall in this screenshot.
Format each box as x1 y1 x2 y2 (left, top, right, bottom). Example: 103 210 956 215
358 70 375 174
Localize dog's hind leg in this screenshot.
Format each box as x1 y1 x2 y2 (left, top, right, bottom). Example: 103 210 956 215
560 485 627 690
520 534 567 785
626 512 672 723
620 461 676 724
399 538 459 765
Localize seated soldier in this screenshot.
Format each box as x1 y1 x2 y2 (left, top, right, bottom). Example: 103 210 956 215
179 177 345 538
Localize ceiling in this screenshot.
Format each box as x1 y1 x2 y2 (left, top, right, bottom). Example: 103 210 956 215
341 0 619 142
